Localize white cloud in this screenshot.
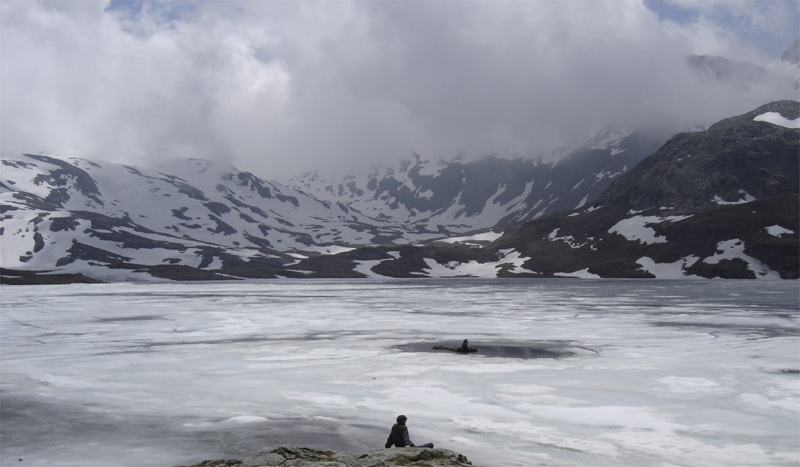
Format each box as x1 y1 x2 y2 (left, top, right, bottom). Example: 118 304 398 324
1 0 797 179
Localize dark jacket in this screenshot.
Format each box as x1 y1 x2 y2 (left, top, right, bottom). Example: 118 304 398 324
385 422 413 448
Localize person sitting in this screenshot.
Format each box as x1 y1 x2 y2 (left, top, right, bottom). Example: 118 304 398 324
385 414 434 449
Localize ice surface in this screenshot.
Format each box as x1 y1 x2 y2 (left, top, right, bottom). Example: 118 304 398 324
1 280 798 467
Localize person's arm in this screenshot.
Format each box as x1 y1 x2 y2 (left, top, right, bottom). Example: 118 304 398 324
400 425 414 447
385 433 393 449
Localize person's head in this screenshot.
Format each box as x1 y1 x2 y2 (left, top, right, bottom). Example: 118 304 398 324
396 414 407 425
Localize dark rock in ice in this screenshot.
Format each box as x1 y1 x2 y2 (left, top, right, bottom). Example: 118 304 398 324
433 339 477 354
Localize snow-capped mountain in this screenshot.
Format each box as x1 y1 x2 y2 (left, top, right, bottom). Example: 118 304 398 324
2 156 390 249
1 123 664 282
2 102 796 282
0 155 424 281
265 100 799 281
287 125 663 229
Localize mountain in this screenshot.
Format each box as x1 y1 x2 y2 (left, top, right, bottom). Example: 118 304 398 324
0 155 421 282
1 102 797 282
489 100 799 279
291 100 798 280
286 126 663 229
1 126 663 282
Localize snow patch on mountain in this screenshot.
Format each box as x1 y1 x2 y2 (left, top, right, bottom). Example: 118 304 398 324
704 239 781 279
609 215 692 245
553 268 601 279
754 112 800 129
766 225 794 237
439 231 503 245
548 228 592 249
420 248 532 278
713 190 755 205
637 256 702 279
353 259 385 278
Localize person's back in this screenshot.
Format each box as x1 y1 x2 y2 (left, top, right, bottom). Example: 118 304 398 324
385 415 434 449
385 421 412 448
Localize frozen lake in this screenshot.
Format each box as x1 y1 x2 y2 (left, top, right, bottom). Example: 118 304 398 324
1 279 798 467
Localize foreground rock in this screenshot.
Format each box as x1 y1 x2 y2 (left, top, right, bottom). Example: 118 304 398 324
174 447 476 467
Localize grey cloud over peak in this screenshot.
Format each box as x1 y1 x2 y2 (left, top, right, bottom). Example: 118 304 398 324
1 0 797 179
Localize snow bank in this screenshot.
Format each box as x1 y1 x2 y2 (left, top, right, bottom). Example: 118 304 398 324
753 112 800 129
704 239 781 279
608 215 691 244
766 225 795 237
439 231 503 244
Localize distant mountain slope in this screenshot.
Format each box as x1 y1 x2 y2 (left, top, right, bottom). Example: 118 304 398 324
0 155 411 281
2 102 796 282
287 125 663 229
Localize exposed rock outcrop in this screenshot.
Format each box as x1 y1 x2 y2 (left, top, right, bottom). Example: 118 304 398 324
174 447 477 467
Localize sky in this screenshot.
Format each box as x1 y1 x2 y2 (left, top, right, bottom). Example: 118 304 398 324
1 0 798 179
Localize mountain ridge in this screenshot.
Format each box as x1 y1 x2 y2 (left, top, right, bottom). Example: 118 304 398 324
286 125 662 229
1 101 797 282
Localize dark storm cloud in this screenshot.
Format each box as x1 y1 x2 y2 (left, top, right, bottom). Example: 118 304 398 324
1 0 797 178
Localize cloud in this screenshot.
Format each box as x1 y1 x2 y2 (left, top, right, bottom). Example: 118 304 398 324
1 0 797 179
646 0 800 60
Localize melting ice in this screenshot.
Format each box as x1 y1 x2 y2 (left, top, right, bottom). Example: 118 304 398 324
1 279 798 467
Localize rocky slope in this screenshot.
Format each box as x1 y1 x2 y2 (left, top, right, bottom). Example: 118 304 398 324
490 100 799 279
595 100 799 213
174 447 476 467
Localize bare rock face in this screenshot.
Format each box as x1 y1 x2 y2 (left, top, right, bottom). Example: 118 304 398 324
175 446 476 467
